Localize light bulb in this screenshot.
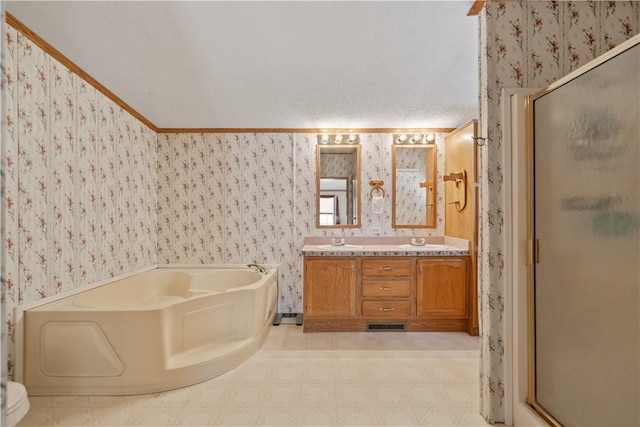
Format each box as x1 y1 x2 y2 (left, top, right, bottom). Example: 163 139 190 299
334 134 343 144
425 133 436 143
320 134 329 144
397 134 407 144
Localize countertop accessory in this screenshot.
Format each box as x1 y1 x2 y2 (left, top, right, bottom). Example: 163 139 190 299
410 237 426 246
330 238 345 246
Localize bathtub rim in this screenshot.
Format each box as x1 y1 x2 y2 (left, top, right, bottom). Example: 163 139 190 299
14 263 279 383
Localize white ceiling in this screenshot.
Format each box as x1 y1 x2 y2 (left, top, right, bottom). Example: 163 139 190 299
6 1 479 129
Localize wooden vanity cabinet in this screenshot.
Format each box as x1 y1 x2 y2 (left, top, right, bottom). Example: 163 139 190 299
416 257 469 318
303 255 471 332
303 258 356 331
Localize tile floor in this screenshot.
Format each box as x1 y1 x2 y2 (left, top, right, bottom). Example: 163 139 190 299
18 324 488 426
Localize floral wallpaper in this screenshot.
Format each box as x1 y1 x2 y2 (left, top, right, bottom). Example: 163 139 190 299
3 2 637 420
156 133 447 313
1 17 449 382
319 152 356 179
394 146 432 226
1 4 6 416
395 169 428 225
477 1 640 423
1 25 157 379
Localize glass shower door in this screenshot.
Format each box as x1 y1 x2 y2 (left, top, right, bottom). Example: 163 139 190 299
529 38 639 426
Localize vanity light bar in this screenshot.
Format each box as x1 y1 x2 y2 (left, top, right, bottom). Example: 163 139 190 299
317 132 436 145
394 133 436 144
317 133 360 145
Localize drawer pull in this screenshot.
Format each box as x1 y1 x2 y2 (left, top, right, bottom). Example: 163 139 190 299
379 307 394 312
379 266 394 271
380 286 392 291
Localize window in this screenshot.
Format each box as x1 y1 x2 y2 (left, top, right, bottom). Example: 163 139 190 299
319 196 337 225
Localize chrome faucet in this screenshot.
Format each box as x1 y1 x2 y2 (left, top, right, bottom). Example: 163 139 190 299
247 264 268 274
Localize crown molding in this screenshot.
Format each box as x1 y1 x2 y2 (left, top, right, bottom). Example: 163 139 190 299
157 127 456 134
5 12 159 132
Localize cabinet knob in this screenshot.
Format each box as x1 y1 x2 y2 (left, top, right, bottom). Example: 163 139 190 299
379 266 394 271
380 286 392 291
379 307 394 312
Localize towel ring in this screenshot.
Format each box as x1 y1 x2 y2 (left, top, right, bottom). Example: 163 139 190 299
368 179 386 200
369 186 386 200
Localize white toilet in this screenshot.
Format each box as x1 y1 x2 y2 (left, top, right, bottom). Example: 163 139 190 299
6 381 30 427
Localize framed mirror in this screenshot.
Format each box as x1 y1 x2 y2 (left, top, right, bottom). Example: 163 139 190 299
316 145 361 228
392 144 437 228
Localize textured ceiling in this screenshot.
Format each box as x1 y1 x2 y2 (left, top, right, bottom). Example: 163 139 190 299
6 1 479 129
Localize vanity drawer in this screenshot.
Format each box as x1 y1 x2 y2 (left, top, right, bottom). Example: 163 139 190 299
362 300 411 317
361 259 412 278
362 280 411 297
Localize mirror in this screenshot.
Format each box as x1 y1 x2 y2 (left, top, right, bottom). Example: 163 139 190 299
392 144 437 228
316 145 361 228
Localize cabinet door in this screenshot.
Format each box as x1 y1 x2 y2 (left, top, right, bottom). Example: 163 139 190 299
416 258 468 318
304 258 356 317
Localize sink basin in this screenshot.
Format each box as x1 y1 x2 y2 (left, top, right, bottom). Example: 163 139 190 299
397 244 444 249
315 244 364 250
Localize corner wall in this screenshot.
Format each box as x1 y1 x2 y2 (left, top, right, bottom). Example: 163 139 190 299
478 1 640 422
2 24 158 378
2 19 451 377
156 133 448 312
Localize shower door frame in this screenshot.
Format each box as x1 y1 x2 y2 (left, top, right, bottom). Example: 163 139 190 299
526 34 640 427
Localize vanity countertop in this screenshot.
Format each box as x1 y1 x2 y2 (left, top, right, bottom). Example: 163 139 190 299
300 236 469 256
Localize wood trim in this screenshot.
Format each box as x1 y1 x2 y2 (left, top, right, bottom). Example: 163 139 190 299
444 119 479 336
445 119 477 139
5 12 159 132
467 0 486 16
303 317 468 333
156 127 457 134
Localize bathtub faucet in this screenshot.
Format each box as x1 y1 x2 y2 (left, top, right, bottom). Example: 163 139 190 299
247 264 268 274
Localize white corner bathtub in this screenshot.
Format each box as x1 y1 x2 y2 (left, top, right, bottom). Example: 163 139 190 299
22 266 278 395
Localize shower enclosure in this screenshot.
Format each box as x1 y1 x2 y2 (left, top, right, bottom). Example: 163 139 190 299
527 35 639 426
